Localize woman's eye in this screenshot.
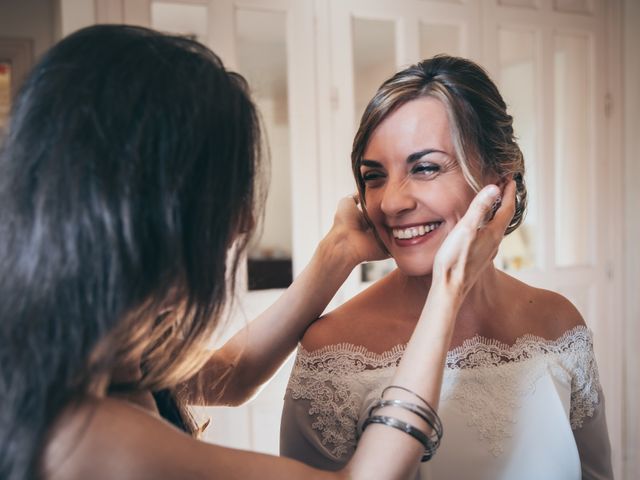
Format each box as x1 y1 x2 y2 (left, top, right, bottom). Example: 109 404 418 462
412 164 440 175
362 171 384 182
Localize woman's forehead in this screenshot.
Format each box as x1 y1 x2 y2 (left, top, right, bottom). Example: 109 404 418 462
363 97 454 160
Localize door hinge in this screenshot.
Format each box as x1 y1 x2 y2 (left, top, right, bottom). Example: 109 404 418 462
330 86 339 111
605 261 614 280
604 92 613 118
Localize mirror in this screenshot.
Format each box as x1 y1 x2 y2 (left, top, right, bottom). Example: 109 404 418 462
420 22 461 58
497 28 538 271
235 9 293 290
352 17 398 283
554 33 591 267
150 2 208 43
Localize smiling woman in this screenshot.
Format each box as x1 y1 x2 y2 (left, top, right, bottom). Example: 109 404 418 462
280 56 613 480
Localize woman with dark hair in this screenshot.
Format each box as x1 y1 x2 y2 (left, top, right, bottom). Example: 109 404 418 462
0 27 513 480
281 56 613 479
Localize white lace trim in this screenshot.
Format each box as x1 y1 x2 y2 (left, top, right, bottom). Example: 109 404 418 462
286 325 601 459
446 325 594 369
287 343 404 458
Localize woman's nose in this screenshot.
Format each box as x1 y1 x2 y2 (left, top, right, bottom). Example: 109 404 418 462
379 178 416 217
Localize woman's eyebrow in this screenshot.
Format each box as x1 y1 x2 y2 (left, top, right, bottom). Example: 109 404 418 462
361 159 382 168
361 149 446 168
406 149 446 163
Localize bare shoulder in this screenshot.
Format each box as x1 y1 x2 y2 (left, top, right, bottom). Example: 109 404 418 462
502 273 586 340
42 397 331 480
42 397 202 480
44 397 174 480
301 288 376 352
531 288 586 336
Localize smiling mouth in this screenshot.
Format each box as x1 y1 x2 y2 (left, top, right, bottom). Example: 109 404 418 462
392 222 442 240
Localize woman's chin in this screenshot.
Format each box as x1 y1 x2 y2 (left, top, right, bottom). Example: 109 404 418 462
384 238 442 278
393 258 435 278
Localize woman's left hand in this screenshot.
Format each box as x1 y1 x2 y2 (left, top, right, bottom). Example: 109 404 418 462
432 180 517 298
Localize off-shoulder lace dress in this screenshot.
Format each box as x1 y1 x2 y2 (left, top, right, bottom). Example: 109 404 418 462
280 326 612 479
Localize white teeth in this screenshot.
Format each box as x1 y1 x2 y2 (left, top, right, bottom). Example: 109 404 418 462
392 222 441 240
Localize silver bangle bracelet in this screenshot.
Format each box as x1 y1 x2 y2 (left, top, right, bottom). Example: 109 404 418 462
381 385 443 438
368 398 442 443
360 414 437 462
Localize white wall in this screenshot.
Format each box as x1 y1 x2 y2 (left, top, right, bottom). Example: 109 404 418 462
0 0 56 58
56 0 95 37
623 0 640 477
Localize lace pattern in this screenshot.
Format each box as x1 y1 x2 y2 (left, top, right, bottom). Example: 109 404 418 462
444 326 600 430
286 344 403 458
286 326 600 459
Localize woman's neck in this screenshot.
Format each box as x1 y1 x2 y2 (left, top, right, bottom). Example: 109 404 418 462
391 265 507 340
109 362 159 414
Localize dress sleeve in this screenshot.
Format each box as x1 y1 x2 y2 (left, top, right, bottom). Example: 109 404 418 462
572 390 613 480
567 332 613 480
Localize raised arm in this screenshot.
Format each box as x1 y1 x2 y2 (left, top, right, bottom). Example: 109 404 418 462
181 196 387 406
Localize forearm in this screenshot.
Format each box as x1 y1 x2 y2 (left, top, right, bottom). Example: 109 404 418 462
391 281 461 409
186 237 358 405
344 279 461 479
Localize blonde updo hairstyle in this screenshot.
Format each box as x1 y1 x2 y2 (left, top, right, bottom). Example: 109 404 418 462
352 55 526 235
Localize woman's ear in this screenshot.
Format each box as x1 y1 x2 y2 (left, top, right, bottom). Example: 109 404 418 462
482 171 503 190
492 174 511 193
497 177 508 194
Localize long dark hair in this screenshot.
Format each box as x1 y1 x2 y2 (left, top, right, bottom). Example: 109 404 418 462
0 25 262 480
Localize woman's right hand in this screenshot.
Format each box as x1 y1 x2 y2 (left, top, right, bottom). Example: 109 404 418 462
433 180 517 299
324 195 389 269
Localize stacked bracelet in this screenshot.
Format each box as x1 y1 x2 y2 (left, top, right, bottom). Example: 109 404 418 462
382 385 443 440
359 385 444 462
361 415 434 462
369 399 442 442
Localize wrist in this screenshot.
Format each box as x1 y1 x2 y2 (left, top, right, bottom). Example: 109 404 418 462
314 235 359 278
317 229 361 271
425 277 464 314
431 266 465 296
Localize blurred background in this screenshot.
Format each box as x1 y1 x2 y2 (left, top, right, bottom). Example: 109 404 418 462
0 0 637 477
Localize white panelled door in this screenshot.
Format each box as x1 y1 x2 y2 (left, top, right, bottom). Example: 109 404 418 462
483 2 622 477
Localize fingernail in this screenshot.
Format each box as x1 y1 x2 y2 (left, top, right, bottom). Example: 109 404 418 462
485 185 500 198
